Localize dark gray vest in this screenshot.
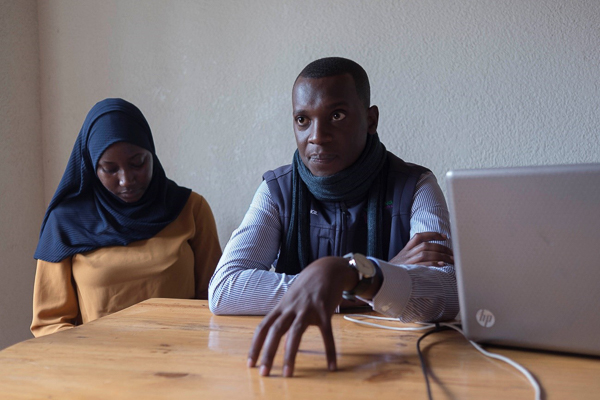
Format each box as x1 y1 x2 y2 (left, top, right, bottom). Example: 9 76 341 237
263 153 429 273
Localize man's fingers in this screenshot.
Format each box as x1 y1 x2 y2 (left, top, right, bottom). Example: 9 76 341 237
248 311 280 368
408 251 455 265
282 317 309 377
405 232 448 250
414 242 454 255
317 312 337 372
258 312 296 376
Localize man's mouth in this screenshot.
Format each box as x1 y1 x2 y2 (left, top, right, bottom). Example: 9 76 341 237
309 154 336 163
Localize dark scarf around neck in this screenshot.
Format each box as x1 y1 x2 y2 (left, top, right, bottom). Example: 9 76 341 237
277 133 388 274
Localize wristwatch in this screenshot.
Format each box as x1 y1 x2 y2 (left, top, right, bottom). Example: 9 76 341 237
342 252 377 300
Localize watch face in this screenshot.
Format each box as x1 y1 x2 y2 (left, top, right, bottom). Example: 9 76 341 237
343 253 377 297
347 253 376 278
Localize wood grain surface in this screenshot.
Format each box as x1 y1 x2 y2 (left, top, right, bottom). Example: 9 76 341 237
0 298 598 399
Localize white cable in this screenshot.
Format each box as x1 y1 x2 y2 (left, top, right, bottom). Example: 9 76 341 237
439 323 541 400
343 314 435 331
346 314 400 321
344 315 541 400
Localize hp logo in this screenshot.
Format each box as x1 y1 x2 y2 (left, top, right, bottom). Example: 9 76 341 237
476 309 495 328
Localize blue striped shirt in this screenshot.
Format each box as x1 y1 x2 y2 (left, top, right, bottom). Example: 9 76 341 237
209 172 459 322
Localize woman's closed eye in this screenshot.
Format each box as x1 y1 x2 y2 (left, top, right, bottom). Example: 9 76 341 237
131 160 146 169
100 166 118 174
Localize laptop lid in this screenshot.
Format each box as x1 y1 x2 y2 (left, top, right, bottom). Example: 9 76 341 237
446 163 600 356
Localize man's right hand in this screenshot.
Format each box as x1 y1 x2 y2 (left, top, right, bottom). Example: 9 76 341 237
389 232 453 266
247 256 358 377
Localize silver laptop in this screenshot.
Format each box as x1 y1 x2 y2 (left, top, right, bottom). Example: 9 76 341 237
446 163 600 356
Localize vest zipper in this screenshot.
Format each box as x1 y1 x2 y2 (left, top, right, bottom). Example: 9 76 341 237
340 202 348 256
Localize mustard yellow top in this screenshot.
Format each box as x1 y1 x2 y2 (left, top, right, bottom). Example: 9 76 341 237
31 192 221 337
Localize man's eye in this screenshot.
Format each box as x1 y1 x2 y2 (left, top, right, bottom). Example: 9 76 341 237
295 116 307 126
332 112 346 121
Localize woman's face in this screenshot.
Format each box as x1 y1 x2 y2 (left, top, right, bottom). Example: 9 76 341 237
96 142 154 203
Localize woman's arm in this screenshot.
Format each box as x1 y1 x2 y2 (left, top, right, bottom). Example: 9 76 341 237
31 258 80 337
188 193 222 300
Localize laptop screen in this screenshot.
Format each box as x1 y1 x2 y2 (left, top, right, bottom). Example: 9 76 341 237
446 164 600 356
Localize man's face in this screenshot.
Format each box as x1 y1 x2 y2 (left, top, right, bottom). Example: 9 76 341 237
292 74 378 177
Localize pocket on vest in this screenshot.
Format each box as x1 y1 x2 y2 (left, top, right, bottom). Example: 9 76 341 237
316 235 332 259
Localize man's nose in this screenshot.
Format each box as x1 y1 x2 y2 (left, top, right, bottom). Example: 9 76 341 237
308 120 332 144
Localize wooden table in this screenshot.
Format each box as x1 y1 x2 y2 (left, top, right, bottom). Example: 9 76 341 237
0 299 598 399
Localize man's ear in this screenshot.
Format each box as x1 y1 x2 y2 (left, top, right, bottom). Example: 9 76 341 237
367 105 379 135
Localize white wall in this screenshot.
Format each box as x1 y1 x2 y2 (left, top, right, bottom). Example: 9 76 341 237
0 0 44 349
1 0 599 347
37 0 600 246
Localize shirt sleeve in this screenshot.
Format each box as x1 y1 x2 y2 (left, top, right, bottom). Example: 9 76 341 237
31 258 80 337
208 181 298 315
188 193 222 300
368 171 459 322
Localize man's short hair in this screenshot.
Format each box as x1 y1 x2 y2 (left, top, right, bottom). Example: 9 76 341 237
296 57 371 108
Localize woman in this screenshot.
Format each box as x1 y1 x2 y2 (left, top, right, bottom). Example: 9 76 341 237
31 98 221 337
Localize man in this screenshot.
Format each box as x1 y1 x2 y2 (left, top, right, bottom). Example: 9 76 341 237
209 57 458 377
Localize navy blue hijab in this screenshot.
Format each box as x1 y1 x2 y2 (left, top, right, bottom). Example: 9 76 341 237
34 98 191 262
